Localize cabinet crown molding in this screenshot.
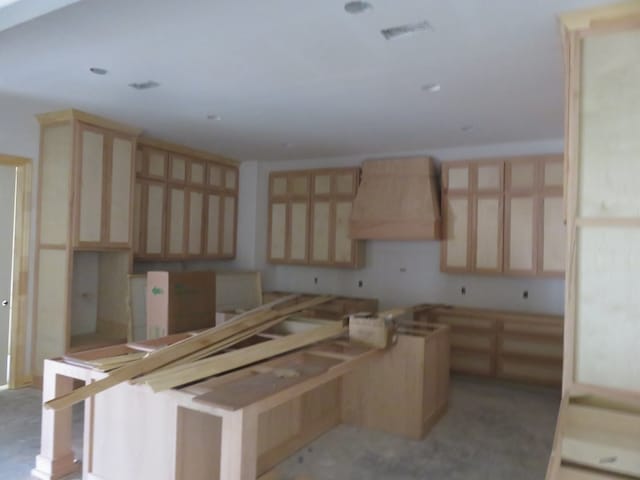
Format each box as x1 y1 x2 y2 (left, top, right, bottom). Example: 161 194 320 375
138 136 239 166
559 0 640 31
36 109 143 136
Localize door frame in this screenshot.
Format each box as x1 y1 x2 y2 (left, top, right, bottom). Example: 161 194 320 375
0 154 32 388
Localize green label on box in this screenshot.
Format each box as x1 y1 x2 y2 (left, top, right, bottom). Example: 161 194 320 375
151 287 163 295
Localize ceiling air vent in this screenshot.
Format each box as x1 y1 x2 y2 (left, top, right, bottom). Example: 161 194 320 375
381 20 432 40
128 80 160 90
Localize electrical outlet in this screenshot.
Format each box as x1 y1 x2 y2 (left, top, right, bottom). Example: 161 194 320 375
523 290 529 299
358 280 363 288
461 286 466 295
314 277 318 285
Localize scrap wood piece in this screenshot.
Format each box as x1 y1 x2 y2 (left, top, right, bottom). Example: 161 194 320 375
144 323 347 392
45 295 335 411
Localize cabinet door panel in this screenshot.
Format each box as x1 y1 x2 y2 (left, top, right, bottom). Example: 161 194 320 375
170 156 187 182
78 129 104 243
445 166 469 191
475 196 502 271
208 164 223 188
543 161 563 189
145 183 166 256
541 196 565 274
335 172 356 195
270 203 287 260
108 137 133 244
222 196 236 256
289 202 308 261
443 196 470 269
147 150 167 179
133 182 142 255
224 168 237 191
189 161 205 185
271 175 287 197
205 194 221 256
476 164 502 191
289 175 309 197
509 162 536 191
334 201 354 263
188 190 203 255
310 201 330 262
506 196 535 272
168 188 186 255
313 174 331 196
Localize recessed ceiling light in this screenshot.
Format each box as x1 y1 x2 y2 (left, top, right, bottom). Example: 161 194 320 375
421 83 441 93
128 80 160 90
207 114 222 121
381 20 432 40
344 1 372 14
89 67 108 75
461 125 474 132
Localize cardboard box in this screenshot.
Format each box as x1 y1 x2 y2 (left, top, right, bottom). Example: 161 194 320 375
146 271 216 339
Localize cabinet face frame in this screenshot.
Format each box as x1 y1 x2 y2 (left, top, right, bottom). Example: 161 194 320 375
140 147 169 181
73 121 135 250
537 156 565 277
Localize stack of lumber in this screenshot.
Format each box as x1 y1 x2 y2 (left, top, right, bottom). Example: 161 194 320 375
46 294 344 411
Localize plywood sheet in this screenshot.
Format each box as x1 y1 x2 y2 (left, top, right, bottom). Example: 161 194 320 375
334 201 353 263
444 196 469 268
289 202 307 261
109 137 133 244
475 197 501 270
40 124 72 245
576 227 640 391
175 407 221 480
222 196 235 255
188 191 203 255
146 183 165 255
270 203 286 260
206 194 221 256
79 129 104 242
311 201 330 262
580 30 640 217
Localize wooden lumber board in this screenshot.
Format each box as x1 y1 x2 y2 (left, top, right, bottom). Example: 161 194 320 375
126 332 195 352
45 295 334 410
192 353 341 410
143 323 347 392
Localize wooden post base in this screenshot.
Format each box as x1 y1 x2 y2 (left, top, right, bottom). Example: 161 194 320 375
31 452 80 480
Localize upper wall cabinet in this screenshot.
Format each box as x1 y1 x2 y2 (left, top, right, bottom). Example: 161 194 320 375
441 155 565 276
134 139 239 261
268 168 364 269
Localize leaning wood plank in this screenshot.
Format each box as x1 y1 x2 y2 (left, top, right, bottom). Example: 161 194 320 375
145 323 346 392
45 295 334 410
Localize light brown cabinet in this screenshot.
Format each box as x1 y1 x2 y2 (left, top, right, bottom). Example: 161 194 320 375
268 168 364 268
441 155 565 276
134 141 238 261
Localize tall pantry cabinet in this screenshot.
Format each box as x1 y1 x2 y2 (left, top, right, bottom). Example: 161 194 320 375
33 110 141 377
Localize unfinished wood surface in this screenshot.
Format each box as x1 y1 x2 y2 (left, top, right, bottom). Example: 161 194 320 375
78 127 104 243
350 157 440 240
474 195 502 271
206 193 221 256
133 182 142 254
505 195 536 273
188 190 203 255
333 201 353 264
222 196 236 256
146 148 167 179
310 201 330 263
175 407 222 480
167 187 186 256
541 195 566 274
189 160 205 185
45 295 334 410
144 181 166 256
208 164 223 188
170 155 187 182
443 195 470 269
39 123 73 245
313 173 331 195
289 202 308 262
96 253 130 341
446 164 470 191
476 163 502 191
108 137 133 244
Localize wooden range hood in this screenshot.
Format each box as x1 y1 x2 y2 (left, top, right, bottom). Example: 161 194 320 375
349 157 441 240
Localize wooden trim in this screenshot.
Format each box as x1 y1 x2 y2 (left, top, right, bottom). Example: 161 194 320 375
36 109 142 136
0 155 32 388
101 132 113 244
137 135 239 166
559 0 640 31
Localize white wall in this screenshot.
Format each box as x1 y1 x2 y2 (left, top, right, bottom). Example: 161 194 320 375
243 139 566 314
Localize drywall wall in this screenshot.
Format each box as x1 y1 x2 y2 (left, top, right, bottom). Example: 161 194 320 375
247 139 566 314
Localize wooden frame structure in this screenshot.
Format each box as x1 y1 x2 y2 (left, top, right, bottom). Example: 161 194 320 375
32 320 450 480
0 154 32 388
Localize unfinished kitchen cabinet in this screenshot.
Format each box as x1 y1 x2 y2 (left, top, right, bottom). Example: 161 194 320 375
268 168 363 268
33 109 142 376
441 155 564 276
134 138 239 261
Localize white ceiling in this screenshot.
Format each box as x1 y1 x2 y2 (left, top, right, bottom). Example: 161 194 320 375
0 0 616 161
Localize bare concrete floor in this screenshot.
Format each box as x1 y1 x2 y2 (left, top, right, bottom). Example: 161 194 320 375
0 376 559 480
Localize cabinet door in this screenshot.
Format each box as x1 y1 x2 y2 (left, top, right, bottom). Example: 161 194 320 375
221 196 236 257
473 195 503 272
145 148 168 180
288 202 308 262
441 195 471 271
334 200 356 265
167 187 187 257
539 195 565 275
504 194 536 274
187 190 204 256
169 155 187 183
142 181 166 257
204 193 221 257
133 181 142 255
269 202 287 261
443 164 471 192
310 200 331 264
189 160 206 186
106 136 134 245
76 126 105 245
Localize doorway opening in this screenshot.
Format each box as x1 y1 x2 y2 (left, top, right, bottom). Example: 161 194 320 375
0 154 32 389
